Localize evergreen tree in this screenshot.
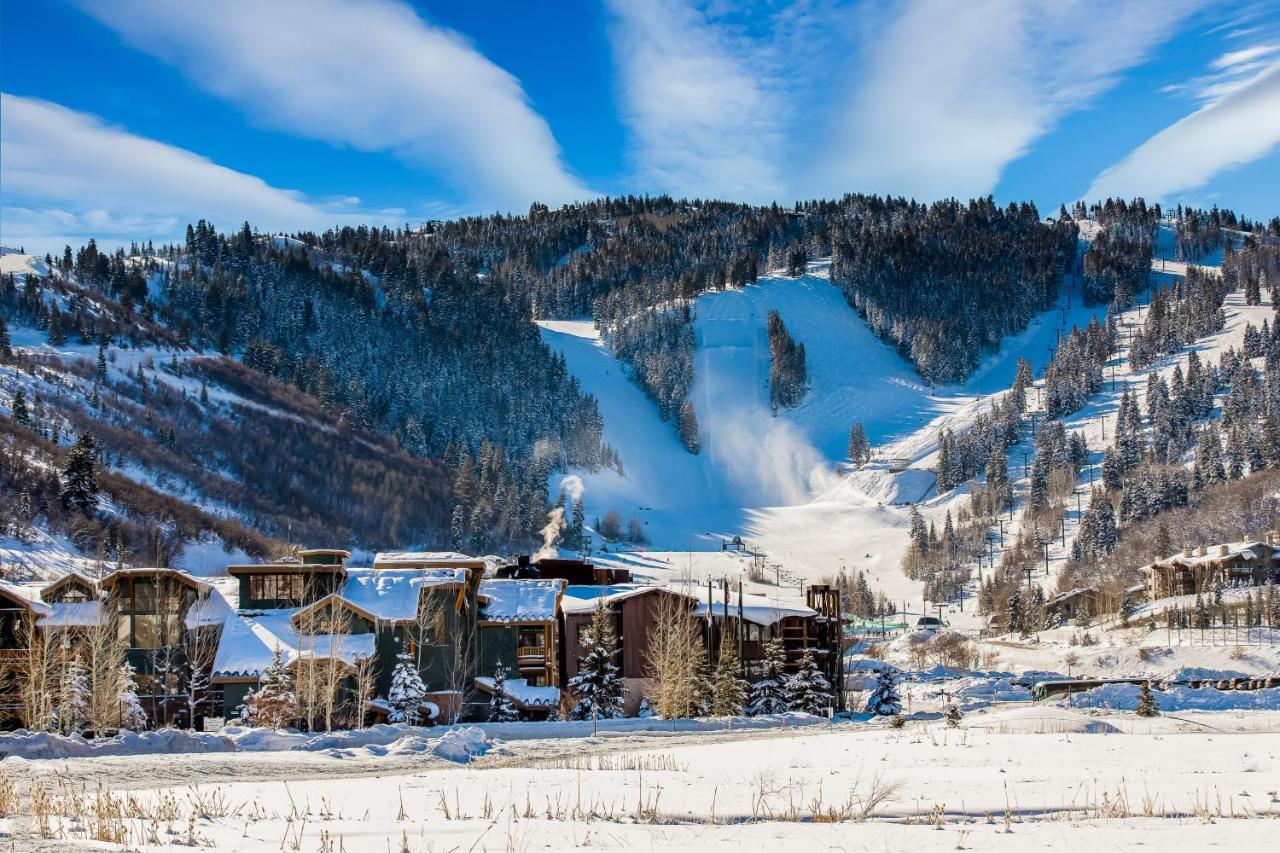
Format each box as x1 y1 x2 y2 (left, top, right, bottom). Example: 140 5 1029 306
784 648 832 715
10 389 31 427
568 600 625 720
58 658 90 735
865 668 902 716
570 496 586 552
119 663 148 732
748 637 788 716
0 314 11 360
243 647 299 728
489 662 520 722
677 400 700 454
60 432 99 512
1135 681 1159 717
387 649 429 725
908 506 929 553
944 703 963 727
711 630 748 716
847 422 871 465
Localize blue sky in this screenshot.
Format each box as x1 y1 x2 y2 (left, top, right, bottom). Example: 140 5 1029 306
2 0 1279 253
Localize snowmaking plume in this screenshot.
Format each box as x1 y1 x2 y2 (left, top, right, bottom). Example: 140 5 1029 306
534 505 566 561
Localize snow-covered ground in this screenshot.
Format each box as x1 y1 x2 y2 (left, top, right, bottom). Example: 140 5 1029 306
10 703 1280 851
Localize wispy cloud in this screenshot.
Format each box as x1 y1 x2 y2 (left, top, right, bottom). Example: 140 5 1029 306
603 0 790 202
1086 58 1280 203
604 0 1200 203
75 0 590 211
0 94 397 251
1162 41 1280 102
805 0 1203 201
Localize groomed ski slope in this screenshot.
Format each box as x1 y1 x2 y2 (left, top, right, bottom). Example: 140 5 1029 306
538 258 1104 606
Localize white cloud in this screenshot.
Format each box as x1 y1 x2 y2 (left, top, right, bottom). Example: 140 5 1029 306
603 0 791 202
804 0 1203 201
603 0 1200 204
1086 58 1280 203
0 94 397 252
75 0 589 211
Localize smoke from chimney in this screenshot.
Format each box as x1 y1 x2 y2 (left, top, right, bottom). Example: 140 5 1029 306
534 504 566 561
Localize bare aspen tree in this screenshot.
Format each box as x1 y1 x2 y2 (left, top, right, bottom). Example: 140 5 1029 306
646 593 707 719
317 603 349 732
85 597 126 734
19 614 55 731
349 650 378 728
184 595 219 729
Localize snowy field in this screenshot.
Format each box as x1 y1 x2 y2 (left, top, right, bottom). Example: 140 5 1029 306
5 702 1279 851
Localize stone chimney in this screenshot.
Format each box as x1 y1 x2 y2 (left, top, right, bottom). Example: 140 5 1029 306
1218 544 1229 557
1196 544 1207 557
1182 546 1193 558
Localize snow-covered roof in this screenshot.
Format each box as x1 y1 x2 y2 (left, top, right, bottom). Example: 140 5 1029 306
38 600 104 627
473 676 559 708
0 579 51 615
478 578 565 622
39 570 99 601
99 566 213 593
340 568 469 622
1141 540 1280 573
692 590 817 627
211 607 375 679
559 583 674 615
372 550 482 567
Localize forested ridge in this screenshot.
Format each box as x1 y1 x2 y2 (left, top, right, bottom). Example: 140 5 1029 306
6 194 1279 558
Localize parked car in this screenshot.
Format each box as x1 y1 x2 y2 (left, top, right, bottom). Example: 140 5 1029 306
915 615 945 629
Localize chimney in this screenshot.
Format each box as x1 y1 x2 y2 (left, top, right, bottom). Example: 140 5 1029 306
1182 546 1193 559
1218 544 1229 557
1196 544 1207 557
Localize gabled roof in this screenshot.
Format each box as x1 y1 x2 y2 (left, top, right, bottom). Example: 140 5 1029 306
478 578 565 623
39 570 99 602
1140 540 1280 574
212 606 375 679
0 579 50 615
98 566 213 594
290 592 380 628
692 590 818 627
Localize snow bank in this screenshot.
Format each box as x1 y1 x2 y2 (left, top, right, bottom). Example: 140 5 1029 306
0 729 234 760
1067 683 1280 712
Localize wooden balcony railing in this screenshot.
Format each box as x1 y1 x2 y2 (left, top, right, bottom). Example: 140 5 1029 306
516 645 547 660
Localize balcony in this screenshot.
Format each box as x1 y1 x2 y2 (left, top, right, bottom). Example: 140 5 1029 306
516 645 547 662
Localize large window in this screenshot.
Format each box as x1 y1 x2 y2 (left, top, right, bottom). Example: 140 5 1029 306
249 573 304 604
517 625 546 650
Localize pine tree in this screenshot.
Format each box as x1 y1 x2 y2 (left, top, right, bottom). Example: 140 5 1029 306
677 400 700 454
711 630 748 716
944 703 963 727
748 637 789 716
784 648 832 715
568 600 624 720
865 668 902 716
908 506 928 553
387 649 429 725
571 496 586 552
58 658 90 735
119 663 148 732
489 662 520 722
243 647 299 728
1135 681 1159 717
60 432 99 512
0 314 11 360
11 389 31 427
847 422 871 465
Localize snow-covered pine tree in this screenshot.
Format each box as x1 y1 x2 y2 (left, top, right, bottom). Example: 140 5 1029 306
58 657 90 735
944 702 963 727
387 648 429 725
119 663 147 732
243 646 299 729
784 648 832 715
568 599 624 720
747 637 788 716
59 432 99 512
1135 681 1159 717
847 422 871 465
865 668 902 716
489 662 519 722
710 630 748 716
